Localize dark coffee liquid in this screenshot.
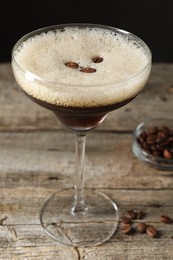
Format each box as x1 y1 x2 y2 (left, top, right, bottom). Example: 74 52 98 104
26 92 136 131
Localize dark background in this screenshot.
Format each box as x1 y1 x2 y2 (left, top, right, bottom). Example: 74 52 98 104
1 0 173 62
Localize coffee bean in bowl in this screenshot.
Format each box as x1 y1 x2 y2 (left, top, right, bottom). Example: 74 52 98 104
132 118 173 170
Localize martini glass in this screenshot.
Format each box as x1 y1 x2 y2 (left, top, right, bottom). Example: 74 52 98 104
11 23 151 247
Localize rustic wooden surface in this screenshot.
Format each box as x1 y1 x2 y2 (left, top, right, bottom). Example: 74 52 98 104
1 63 173 259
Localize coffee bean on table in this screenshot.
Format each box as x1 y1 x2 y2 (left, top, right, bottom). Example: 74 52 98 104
120 223 132 234
146 225 158 238
160 215 172 224
136 222 148 233
127 209 137 219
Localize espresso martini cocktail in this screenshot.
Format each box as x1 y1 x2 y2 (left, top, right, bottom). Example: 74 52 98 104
12 23 152 247
12 24 151 131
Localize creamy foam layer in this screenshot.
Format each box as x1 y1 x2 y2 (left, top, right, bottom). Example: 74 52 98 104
12 26 151 107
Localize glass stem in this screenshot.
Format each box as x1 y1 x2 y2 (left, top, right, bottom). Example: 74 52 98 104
71 132 88 215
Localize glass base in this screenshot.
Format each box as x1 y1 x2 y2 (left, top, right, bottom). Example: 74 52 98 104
40 188 119 247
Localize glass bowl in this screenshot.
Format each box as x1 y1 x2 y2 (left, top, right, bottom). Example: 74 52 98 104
132 118 173 170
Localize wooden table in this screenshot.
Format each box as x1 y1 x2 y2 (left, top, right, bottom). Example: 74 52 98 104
0 63 173 259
